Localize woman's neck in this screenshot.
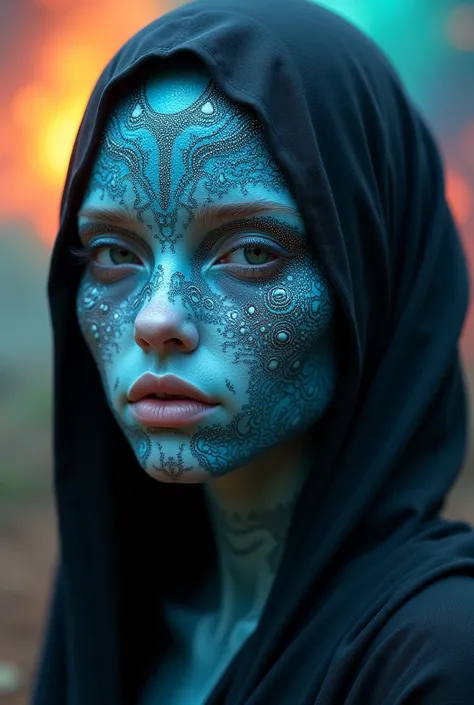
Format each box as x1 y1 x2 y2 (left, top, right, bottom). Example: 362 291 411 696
204 433 310 640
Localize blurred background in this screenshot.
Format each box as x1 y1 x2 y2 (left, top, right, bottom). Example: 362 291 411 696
0 0 473 701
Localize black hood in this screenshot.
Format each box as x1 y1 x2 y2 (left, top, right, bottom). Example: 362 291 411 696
33 1 474 703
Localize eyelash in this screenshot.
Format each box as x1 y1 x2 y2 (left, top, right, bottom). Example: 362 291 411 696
69 236 286 281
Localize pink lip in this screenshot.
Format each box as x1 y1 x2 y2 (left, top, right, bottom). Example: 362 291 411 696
128 372 217 404
129 398 217 428
127 373 219 428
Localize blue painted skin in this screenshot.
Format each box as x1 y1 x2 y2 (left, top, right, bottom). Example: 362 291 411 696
74 60 338 702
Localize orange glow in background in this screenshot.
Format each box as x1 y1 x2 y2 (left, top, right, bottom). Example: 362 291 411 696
446 169 473 228
0 0 167 245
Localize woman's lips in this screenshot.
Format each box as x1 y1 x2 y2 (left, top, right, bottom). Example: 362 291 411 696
129 397 218 428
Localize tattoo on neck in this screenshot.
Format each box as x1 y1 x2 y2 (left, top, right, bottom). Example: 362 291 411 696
212 498 298 573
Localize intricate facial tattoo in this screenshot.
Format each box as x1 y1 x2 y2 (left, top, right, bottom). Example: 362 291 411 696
75 62 337 482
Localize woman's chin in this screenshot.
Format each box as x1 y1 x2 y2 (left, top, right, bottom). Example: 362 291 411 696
144 466 213 483
130 425 236 483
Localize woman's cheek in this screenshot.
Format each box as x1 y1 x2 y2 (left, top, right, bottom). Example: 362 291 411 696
75 271 145 364
198 258 333 389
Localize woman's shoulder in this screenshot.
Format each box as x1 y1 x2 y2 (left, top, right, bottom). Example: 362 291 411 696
358 575 474 704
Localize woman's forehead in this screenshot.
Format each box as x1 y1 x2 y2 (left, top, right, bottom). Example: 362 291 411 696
79 64 301 236
90 63 266 168
140 60 214 114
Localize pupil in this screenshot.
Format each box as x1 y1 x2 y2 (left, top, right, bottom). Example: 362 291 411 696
244 246 269 265
111 247 134 264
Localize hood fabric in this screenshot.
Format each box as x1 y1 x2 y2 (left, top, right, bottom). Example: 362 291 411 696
33 0 474 703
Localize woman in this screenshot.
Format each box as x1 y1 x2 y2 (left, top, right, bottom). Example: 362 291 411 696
32 0 474 703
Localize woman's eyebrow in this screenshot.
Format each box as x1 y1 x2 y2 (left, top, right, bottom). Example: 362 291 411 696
192 200 303 229
77 207 142 230
77 200 303 232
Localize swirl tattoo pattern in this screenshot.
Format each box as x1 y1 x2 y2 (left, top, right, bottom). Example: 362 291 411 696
211 499 298 573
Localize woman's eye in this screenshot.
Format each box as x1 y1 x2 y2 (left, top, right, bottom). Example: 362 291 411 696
247 246 272 265
95 246 141 267
217 243 280 274
214 240 286 279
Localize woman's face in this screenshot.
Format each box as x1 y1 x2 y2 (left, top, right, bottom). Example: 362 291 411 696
75 63 337 482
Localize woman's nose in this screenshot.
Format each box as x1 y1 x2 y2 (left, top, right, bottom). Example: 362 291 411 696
134 299 199 355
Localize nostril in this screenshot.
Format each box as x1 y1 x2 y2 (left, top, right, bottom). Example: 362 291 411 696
134 318 199 354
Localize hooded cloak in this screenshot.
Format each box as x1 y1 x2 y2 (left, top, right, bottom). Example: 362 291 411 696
32 0 474 702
